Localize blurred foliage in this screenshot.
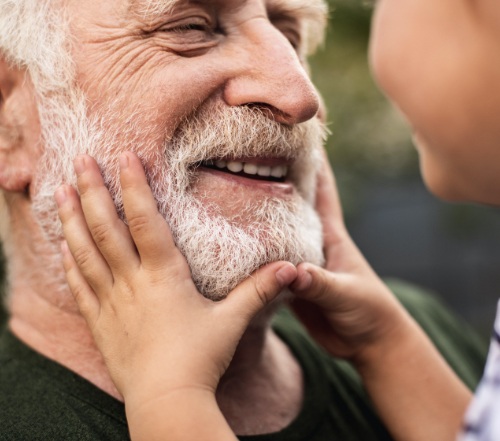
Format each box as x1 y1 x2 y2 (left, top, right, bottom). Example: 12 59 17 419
309 0 419 219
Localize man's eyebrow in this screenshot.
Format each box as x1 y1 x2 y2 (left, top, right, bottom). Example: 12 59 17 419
128 0 180 17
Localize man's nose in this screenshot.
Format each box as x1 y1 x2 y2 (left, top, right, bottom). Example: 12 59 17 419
223 22 320 125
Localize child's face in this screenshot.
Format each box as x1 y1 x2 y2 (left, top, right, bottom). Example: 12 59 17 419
369 0 500 205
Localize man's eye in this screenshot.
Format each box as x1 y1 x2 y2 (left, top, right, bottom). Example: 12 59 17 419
159 17 214 35
168 23 210 33
153 16 219 55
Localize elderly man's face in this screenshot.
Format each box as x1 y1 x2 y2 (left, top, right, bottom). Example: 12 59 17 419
30 0 327 299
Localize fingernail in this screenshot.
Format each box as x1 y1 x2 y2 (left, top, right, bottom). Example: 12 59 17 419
54 187 68 207
275 264 296 286
74 155 86 176
119 153 129 169
295 271 313 291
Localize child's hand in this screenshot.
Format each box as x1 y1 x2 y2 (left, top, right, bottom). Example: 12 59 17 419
55 153 297 423
290 150 411 366
289 152 471 441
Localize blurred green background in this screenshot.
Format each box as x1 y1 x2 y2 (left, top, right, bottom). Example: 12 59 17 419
1 0 500 334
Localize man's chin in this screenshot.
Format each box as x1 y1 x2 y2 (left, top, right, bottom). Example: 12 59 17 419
175 197 324 302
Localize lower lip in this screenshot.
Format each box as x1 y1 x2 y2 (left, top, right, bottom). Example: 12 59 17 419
197 167 294 197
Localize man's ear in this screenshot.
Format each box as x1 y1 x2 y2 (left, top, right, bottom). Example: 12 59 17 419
0 56 41 193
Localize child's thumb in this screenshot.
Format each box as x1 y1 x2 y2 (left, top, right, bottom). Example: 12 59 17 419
290 263 345 309
223 262 298 323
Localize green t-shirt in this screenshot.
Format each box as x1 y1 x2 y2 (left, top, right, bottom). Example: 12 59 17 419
0 280 487 441
0 308 5 330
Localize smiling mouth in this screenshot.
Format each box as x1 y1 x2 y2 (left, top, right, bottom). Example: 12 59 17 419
198 159 290 183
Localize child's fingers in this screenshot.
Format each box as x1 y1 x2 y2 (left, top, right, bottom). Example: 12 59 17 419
315 150 344 227
61 240 100 326
288 264 357 359
119 152 182 271
315 150 348 257
56 185 114 294
75 155 136 262
222 262 298 323
290 262 346 309
74 155 139 273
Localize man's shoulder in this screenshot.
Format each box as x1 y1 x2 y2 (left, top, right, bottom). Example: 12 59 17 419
0 330 129 440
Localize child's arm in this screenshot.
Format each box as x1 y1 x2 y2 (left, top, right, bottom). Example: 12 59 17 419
55 152 297 441
290 153 472 441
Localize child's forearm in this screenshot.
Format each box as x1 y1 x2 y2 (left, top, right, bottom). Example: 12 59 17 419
354 316 472 441
126 389 238 441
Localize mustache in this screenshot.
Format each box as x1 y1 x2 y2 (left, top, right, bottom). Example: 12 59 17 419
86 103 327 216
166 104 327 167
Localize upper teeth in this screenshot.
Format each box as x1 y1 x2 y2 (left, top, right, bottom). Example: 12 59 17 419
214 160 288 179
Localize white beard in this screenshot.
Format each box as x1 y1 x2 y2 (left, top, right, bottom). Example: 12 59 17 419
31 95 326 300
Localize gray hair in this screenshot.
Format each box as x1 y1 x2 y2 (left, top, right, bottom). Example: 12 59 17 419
0 0 74 92
0 0 76 311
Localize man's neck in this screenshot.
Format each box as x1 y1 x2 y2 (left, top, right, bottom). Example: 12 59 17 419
217 327 304 435
9 289 121 397
9 289 304 436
